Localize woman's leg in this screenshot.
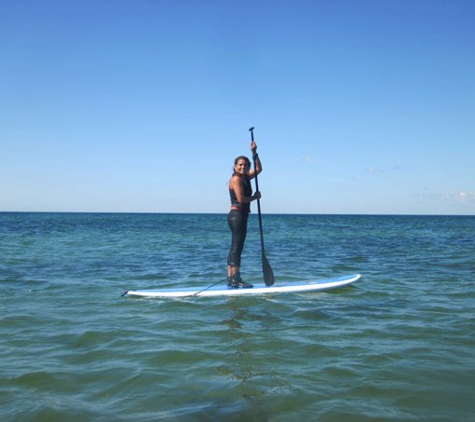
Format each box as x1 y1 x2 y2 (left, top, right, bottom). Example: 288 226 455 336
227 210 248 269
227 210 252 287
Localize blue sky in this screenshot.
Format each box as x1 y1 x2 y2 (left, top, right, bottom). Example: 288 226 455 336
1 0 474 214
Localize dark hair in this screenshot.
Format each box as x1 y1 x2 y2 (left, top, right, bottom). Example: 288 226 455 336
234 156 251 167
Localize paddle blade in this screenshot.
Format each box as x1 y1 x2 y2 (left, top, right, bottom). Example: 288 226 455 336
262 253 275 286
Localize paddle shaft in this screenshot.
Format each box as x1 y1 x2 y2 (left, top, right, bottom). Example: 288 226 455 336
249 127 275 286
250 129 266 253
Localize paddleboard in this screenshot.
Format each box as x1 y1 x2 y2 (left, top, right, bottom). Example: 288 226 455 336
123 274 360 298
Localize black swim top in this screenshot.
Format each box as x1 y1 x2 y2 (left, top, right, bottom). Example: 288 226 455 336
229 174 252 213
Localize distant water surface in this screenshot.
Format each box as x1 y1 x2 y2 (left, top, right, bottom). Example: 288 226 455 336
1 213 474 421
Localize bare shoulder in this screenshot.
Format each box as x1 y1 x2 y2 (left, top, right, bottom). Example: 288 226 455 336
229 174 241 187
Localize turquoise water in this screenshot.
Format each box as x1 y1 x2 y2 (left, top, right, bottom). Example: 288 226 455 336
1 212 474 421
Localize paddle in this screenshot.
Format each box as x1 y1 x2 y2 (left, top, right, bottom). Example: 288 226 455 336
249 127 275 286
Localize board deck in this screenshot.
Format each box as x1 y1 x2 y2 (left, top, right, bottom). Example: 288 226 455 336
123 274 361 298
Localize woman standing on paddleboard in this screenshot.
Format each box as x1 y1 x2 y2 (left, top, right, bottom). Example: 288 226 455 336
227 140 262 288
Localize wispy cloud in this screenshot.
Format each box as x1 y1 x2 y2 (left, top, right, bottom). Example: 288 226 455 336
365 167 384 175
443 191 475 204
301 156 314 164
417 190 475 206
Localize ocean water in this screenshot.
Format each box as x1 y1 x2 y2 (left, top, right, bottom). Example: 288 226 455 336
1 212 474 421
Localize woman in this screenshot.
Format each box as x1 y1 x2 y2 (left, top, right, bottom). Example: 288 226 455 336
227 140 262 288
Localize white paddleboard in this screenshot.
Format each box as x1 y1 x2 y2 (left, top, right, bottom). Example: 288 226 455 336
123 274 361 298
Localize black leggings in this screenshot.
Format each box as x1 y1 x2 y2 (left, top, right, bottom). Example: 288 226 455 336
227 209 249 267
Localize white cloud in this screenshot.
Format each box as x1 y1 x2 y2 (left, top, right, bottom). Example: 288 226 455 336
301 156 314 164
423 190 475 206
365 167 384 175
453 191 475 203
